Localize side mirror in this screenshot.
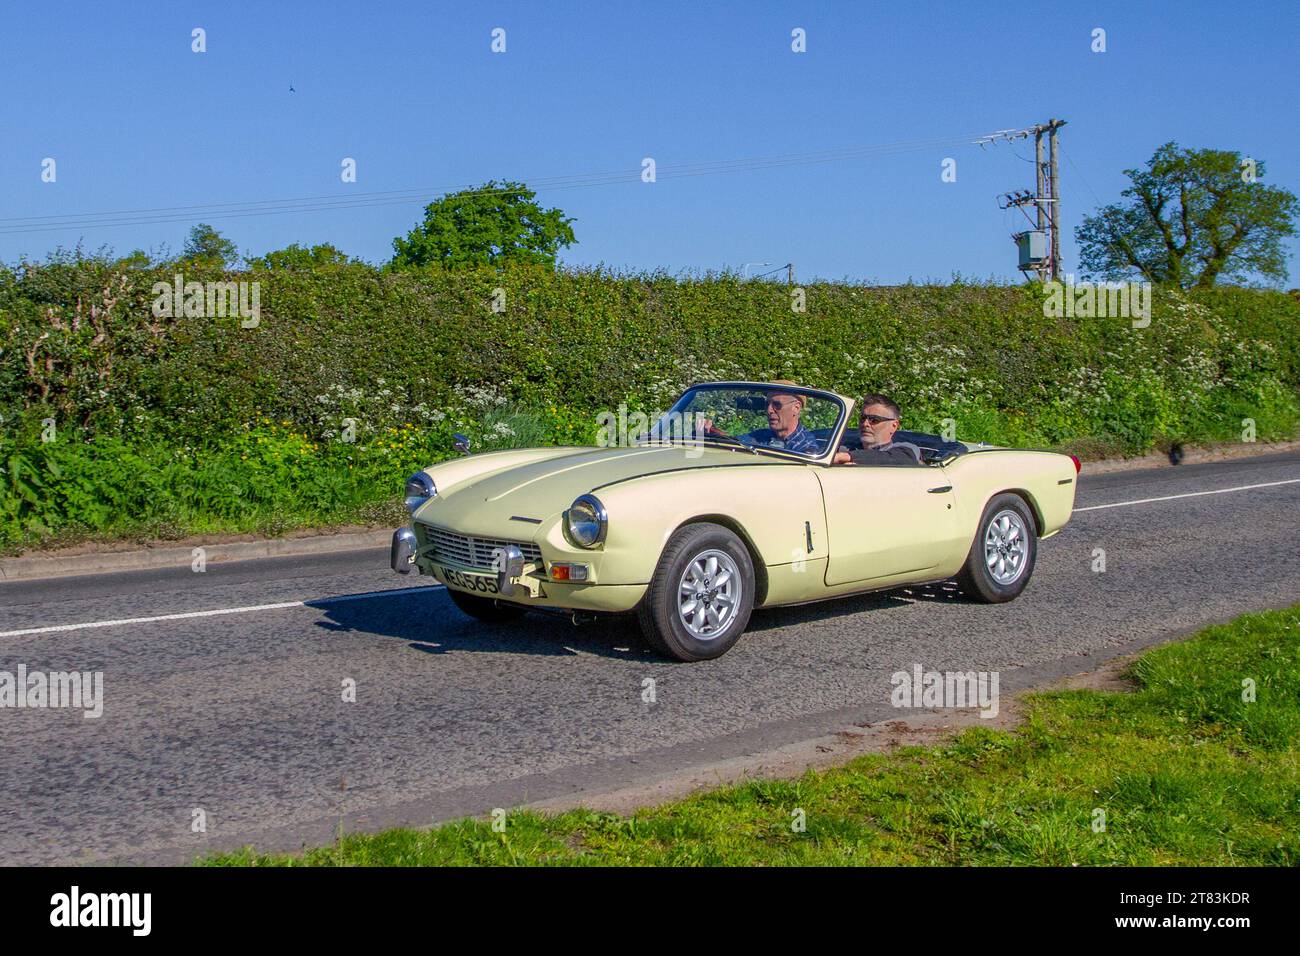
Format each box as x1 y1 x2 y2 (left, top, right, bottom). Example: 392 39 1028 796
452 433 471 456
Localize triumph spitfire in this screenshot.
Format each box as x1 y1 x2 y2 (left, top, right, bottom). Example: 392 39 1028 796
391 382 1079 661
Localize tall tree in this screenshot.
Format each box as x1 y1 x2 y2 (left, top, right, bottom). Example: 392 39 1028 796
391 180 576 269
183 223 240 269
1075 143 1298 289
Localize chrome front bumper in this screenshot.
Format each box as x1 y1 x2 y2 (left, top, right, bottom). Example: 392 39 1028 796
391 527 418 574
390 528 522 595
389 524 644 612
392 525 528 596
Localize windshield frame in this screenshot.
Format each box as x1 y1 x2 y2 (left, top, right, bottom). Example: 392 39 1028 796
639 382 852 465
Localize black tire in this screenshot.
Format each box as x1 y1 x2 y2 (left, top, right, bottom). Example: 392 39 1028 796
955 492 1038 603
637 523 756 661
447 587 527 623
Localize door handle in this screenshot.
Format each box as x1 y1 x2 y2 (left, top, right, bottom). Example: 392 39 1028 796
927 486 952 494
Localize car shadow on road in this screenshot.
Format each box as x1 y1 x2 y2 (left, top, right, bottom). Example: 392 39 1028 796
746 579 967 632
896 580 967 603
306 586 654 661
307 578 969 659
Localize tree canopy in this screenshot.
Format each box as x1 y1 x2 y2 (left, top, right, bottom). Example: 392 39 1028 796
390 180 576 270
1075 143 1298 289
247 243 357 271
182 223 240 269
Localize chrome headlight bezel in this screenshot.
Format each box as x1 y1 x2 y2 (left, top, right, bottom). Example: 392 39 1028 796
404 471 436 513
564 494 607 549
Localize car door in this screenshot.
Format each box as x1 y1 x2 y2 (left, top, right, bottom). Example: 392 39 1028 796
815 462 959 586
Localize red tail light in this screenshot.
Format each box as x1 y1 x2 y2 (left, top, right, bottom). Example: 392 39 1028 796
1069 455 1081 474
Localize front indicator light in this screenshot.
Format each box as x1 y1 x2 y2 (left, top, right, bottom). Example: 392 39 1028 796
550 563 589 582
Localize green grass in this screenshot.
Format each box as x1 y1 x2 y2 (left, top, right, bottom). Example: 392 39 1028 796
205 605 1300 866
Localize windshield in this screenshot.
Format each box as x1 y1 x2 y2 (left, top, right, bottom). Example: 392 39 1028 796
641 384 845 459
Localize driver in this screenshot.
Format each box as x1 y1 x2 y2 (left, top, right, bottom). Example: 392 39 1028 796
699 380 821 454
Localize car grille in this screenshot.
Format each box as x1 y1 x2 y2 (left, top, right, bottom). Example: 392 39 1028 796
419 524 543 569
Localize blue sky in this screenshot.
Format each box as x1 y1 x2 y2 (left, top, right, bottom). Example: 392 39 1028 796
3 0 1297 282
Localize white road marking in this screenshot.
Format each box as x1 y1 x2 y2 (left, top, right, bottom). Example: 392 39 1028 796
0 584 443 638
5 476 1297 639
1073 477 1300 513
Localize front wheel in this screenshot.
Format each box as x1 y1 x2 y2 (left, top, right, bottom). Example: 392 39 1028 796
447 587 527 623
637 523 756 661
955 493 1038 603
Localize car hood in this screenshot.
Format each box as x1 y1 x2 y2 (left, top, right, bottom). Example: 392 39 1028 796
416 444 791 529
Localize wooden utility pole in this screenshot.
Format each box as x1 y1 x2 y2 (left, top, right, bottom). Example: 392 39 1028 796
988 118 1066 282
1028 118 1067 281
1048 119 1063 281
1034 129 1048 282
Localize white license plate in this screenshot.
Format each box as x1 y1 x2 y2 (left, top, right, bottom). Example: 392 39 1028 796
438 566 499 594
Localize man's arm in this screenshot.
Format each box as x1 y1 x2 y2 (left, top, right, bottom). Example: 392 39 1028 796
695 417 730 438
847 445 923 467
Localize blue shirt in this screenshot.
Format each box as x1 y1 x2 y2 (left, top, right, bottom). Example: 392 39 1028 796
738 423 821 454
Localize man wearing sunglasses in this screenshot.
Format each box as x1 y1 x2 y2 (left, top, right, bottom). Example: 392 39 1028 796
832 394 923 466
698 380 821 454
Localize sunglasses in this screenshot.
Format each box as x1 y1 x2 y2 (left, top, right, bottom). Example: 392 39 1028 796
767 398 799 411
861 414 898 425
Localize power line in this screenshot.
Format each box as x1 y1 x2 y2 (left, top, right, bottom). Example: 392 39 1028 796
1057 140 1106 207
0 129 1013 237
1058 140 1145 274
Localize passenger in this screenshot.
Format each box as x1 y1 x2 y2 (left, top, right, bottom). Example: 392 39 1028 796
833 394 923 466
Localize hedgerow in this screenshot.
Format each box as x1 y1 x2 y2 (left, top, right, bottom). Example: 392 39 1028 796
1 258 1297 547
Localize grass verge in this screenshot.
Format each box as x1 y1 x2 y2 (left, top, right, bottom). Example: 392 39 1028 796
206 605 1300 866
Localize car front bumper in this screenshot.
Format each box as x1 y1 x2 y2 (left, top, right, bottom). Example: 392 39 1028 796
391 527 419 574
389 525 646 613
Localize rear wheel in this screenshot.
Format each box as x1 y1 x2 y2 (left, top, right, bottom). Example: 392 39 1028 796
956 493 1038 603
447 587 527 623
637 523 756 661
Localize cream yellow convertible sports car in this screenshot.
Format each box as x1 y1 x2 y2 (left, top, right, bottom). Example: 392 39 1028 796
391 382 1078 661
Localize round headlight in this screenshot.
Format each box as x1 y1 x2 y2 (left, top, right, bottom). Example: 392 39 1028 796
404 471 436 512
565 494 607 548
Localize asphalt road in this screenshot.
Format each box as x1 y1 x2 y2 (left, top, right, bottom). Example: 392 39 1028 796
2 452 1298 865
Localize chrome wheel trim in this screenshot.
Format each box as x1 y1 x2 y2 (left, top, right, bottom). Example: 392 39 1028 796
677 549 741 640
984 509 1029 586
